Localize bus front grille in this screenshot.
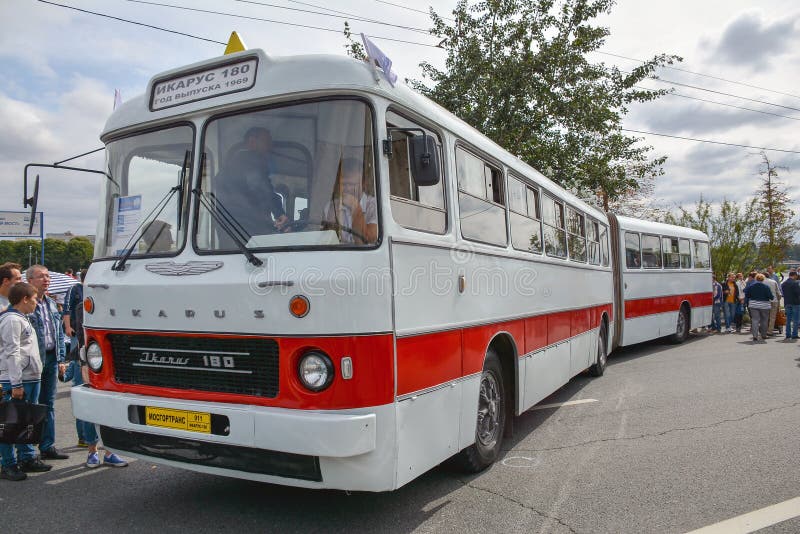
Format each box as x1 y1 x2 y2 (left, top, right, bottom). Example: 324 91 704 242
107 334 279 398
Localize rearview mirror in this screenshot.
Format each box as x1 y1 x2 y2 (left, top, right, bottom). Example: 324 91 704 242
408 134 441 187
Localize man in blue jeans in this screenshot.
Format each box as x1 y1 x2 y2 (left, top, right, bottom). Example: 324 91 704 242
710 275 723 332
26 265 69 461
780 271 800 339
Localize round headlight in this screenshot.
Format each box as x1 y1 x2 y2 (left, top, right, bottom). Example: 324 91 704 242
86 342 103 372
298 351 334 392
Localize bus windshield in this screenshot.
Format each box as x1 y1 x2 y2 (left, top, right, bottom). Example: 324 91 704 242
196 99 377 251
95 125 193 259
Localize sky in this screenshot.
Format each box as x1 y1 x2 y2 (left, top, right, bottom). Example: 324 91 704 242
1 0 799 237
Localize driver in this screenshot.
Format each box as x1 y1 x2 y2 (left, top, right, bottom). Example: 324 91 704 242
215 127 288 241
322 158 377 245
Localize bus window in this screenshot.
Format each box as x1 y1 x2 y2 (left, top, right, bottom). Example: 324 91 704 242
679 238 692 268
587 220 601 265
641 234 662 268
625 232 641 268
599 224 610 266
197 99 378 249
508 174 542 253
693 241 710 269
567 207 586 262
542 194 567 258
662 237 680 269
456 146 507 246
386 111 446 234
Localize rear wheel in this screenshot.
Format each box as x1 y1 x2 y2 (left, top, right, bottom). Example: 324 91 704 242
589 322 608 377
457 350 506 472
669 305 690 344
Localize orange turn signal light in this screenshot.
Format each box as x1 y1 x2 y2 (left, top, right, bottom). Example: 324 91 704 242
289 295 310 318
83 297 95 315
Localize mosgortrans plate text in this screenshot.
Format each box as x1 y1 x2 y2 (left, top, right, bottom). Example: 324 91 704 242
150 58 258 111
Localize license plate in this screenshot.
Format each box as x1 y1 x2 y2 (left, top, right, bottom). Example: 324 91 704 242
144 407 211 434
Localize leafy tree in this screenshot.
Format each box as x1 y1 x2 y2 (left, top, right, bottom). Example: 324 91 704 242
663 197 764 278
755 151 795 267
381 0 681 209
0 237 94 272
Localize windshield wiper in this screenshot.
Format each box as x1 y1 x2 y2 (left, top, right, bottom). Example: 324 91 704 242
111 185 180 271
192 152 263 267
176 149 190 231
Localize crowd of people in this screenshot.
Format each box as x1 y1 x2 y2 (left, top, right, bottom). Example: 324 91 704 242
0 262 127 482
710 265 800 342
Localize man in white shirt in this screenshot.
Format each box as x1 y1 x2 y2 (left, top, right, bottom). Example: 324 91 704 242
0 262 23 312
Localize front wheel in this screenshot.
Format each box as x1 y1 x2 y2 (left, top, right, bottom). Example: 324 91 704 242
457 350 506 473
669 305 690 344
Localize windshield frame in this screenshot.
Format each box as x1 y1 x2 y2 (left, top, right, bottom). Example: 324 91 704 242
192 95 382 256
95 121 196 262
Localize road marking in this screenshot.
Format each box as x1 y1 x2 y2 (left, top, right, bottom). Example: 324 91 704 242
685 496 800 534
45 459 137 485
501 456 541 468
530 399 598 411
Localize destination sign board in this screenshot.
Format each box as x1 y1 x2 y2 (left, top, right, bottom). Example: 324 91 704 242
150 57 258 111
0 211 42 237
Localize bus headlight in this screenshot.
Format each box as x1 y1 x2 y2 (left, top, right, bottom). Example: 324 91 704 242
86 342 103 372
298 351 333 392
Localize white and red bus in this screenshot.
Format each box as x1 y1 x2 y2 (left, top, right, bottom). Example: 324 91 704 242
56 48 711 491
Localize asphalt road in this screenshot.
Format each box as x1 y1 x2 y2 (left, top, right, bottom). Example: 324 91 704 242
3 330 799 534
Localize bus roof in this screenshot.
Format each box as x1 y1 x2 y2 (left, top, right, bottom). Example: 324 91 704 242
104 49 606 220
615 214 709 241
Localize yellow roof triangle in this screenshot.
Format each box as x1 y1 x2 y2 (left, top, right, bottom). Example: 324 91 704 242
224 32 247 55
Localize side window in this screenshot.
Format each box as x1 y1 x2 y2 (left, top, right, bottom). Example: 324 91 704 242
693 241 710 269
599 224 610 266
508 175 542 253
679 238 692 268
662 237 680 269
625 232 641 269
587 220 601 265
386 111 446 234
566 207 586 262
641 234 662 268
542 194 567 258
456 146 507 246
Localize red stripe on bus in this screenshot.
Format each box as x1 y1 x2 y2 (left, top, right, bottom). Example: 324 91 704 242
84 329 395 410
624 292 712 319
396 304 612 396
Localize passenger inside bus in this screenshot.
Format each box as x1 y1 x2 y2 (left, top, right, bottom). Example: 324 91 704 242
321 157 377 244
214 127 289 242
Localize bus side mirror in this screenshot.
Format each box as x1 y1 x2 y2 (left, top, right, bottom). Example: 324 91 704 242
408 134 440 187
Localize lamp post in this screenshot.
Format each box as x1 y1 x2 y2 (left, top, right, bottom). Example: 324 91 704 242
29 245 32 267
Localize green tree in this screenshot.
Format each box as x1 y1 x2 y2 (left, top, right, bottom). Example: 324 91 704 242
398 0 679 209
663 197 764 277
755 151 795 267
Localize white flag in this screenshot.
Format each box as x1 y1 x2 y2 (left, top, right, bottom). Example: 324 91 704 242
113 89 123 110
361 34 398 87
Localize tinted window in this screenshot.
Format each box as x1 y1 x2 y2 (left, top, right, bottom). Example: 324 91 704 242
456 146 507 246
694 241 710 269
567 208 586 262
663 237 680 269
542 195 566 258
508 175 542 253
587 220 601 265
680 238 692 268
599 224 610 266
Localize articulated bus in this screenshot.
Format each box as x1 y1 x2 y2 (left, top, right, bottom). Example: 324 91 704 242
57 49 711 491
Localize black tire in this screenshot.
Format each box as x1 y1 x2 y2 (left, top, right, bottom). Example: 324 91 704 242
669 305 690 344
589 321 608 377
457 349 506 473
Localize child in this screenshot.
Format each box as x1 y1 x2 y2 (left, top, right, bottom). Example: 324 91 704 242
0 282 51 481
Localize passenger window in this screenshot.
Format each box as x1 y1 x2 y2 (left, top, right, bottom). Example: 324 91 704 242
693 241 710 269
662 237 680 269
508 175 542 253
386 111 446 234
599 224 610 266
456 146 507 246
542 195 567 258
587 220 601 265
625 232 641 269
567 207 586 262
641 234 662 268
679 238 692 268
